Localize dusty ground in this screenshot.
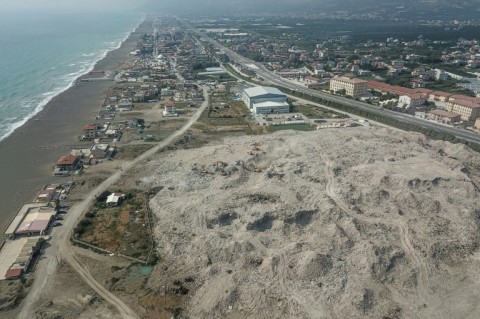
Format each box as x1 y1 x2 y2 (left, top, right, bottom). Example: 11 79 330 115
131 126 480 319
30 254 121 319
16 125 480 319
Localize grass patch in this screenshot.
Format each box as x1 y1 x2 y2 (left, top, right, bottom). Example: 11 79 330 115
271 124 314 131
292 103 349 119
115 144 155 160
75 189 156 262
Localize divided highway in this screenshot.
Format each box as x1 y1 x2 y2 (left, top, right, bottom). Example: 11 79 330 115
183 20 480 145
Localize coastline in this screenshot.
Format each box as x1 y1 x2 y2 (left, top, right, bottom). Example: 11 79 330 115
0 14 145 144
0 17 150 234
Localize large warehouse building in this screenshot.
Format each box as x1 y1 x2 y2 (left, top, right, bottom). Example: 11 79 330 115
242 86 289 115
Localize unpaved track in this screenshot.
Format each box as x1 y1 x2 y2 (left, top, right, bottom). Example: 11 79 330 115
18 88 210 319
320 154 430 304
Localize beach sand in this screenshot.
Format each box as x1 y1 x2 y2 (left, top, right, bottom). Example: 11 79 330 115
0 20 151 234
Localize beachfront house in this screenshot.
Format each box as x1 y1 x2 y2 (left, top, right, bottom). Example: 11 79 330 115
91 143 115 159
54 155 81 175
82 124 98 140
117 99 133 111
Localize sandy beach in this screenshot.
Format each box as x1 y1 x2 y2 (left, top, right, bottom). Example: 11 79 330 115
0 19 151 234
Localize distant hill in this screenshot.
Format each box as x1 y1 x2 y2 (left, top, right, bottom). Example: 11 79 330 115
142 0 480 19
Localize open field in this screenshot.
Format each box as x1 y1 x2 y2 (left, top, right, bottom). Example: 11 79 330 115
197 92 268 135
76 189 155 261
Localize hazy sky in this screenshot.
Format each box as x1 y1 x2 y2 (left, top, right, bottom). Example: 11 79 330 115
2 0 148 13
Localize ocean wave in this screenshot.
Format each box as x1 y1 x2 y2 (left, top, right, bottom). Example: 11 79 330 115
0 15 144 143
0 88 62 141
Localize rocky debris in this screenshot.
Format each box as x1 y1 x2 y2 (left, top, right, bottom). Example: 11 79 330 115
285 210 317 227
139 128 480 319
246 213 274 232
357 288 375 314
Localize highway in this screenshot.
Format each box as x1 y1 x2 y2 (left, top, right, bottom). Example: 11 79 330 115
182 20 480 145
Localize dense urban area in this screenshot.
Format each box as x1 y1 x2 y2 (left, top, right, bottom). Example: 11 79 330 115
2 11 480 319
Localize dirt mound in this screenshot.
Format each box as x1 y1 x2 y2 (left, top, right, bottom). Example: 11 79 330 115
139 128 480 318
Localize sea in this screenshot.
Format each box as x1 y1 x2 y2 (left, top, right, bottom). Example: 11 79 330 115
0 11 144 142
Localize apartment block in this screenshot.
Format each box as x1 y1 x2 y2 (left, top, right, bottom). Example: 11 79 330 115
330 76 368 98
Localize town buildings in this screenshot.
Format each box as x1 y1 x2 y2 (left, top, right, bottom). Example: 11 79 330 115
398 93 427 108
428 109 462 123
446 98 480 121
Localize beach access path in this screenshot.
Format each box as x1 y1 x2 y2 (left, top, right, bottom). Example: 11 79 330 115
18 87 210 319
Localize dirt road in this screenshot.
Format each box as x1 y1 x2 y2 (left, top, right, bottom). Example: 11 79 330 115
18 88 210 319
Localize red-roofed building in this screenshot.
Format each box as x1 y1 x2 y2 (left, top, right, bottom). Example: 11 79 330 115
446 98 480 121
4 268 23 280
428 91 452 102
163 101 178 117
448 94 479 103
414 88 434 95
399 93 427 108
82 124 97 140
55 155 80 172
428 109 461 123
368 81 416 96
330 76 368 98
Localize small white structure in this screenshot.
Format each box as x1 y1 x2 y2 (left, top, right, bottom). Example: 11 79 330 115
106 193 125 207
398 93 426 108
91 143 115 159
104 129 118 139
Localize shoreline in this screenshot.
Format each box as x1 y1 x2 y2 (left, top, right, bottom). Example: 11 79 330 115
0 14 146 144
0 18 151 235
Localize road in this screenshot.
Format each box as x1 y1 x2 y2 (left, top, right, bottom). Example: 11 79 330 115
181 20 480 145
18 87 210 319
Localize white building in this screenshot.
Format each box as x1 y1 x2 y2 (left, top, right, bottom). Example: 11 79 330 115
398 94 426 108
434 69 449 81
163 101 178 117
106 193 125 207
242 86 289 115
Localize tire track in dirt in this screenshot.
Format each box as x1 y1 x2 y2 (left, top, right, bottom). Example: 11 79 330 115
320 154 430 305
